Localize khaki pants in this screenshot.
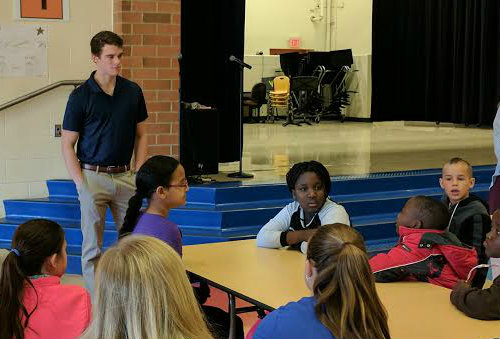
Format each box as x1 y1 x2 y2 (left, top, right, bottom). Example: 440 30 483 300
78 169 136 296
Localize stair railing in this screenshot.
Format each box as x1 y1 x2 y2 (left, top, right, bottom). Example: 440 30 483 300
0 80 84 112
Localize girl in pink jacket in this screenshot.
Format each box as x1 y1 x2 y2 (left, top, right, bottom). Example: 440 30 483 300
0 219 90 339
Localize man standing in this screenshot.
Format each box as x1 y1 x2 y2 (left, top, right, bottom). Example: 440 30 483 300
61 31 148 294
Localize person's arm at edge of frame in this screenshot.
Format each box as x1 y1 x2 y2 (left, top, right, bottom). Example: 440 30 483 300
61 130 84 188
492 209 500 229
450 277 500 320
133 121 148 171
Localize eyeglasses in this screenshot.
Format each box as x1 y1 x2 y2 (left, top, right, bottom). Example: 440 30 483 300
166 181 189 189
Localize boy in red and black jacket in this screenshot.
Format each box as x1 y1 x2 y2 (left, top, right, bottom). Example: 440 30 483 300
369 196 478 289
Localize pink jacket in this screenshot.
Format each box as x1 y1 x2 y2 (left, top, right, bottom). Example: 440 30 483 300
22 276 91 339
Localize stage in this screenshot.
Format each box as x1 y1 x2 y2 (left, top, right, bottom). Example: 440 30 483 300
217 121 495 183
0 121 496 274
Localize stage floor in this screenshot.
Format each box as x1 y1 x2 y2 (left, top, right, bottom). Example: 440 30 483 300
216 121 496 184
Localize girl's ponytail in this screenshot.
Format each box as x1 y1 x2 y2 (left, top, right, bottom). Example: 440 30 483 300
0 251 31 339
120 192 145 237
308 224 390 339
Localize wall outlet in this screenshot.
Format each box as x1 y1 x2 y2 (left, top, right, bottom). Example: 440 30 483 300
54 124 62 137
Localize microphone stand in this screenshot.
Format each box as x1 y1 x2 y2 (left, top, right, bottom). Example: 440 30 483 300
228 55 254 179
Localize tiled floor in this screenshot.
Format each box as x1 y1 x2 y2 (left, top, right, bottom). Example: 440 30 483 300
217 121 496 184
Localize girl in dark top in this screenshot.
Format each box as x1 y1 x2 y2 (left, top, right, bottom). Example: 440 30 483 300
450 209 500 320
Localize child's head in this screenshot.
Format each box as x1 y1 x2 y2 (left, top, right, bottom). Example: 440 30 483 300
440 157 475 205
121 155 188 236
0 219 66 339
286 161 331 214
396 196 450 231
306 224 390 339
83 235 213 339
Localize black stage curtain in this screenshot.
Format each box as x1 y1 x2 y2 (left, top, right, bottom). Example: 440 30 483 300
180 0 245 162
372 0 500 125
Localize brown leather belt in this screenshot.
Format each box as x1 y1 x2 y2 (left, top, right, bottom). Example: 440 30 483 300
81 163 130 174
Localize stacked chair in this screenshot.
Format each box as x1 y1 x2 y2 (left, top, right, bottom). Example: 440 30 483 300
267 76 291 123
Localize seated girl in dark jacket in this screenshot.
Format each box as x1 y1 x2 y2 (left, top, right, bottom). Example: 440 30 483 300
450 209 500 320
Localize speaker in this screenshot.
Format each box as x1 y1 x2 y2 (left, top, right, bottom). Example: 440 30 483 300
179 108 219 176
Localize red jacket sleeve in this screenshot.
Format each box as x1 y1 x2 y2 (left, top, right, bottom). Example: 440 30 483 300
369 244 430 282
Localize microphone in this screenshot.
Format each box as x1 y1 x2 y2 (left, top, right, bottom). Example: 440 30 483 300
229 55 252 69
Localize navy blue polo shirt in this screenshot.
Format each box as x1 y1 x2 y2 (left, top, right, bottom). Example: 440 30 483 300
63 72 148 166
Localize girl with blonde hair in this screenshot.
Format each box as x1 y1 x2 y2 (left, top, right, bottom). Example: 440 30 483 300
82 235 213 339
254 223 390 339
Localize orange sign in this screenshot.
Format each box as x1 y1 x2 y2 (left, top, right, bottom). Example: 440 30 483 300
20 0 63 19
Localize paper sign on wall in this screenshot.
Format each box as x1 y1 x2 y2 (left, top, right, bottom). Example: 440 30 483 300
0 24 48 77
20 0 63 19
14 0 69 21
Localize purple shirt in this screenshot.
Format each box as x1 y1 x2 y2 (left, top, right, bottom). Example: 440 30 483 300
133 213 183 256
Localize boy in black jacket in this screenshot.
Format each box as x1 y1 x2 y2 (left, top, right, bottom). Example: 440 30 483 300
450 209 500 320
440 158 491 287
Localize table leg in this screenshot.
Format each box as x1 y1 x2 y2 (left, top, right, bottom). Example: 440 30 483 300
228 292 236 339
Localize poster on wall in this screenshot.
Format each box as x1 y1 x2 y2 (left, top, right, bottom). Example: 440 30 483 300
0 24 48 77
14 0 69 20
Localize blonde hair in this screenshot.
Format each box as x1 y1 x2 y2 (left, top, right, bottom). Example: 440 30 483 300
82 235 213 339
307 224 390 339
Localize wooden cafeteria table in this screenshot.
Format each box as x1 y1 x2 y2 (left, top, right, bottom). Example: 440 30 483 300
183 239 500 339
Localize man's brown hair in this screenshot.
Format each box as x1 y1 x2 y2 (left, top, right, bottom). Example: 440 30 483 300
90 31 123 56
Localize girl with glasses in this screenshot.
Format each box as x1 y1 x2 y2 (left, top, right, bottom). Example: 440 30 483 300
120 155 188 255
119 155 244 339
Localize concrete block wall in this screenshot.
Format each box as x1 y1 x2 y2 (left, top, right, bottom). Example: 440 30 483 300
0 87 74 217
0 0 113 217
0 0 113 103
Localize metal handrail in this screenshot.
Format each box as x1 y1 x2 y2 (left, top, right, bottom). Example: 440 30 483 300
0 80 85 112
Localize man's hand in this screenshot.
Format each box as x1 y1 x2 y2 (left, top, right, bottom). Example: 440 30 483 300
61 129 84 188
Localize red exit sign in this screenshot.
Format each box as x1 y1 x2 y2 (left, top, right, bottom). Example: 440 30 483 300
289 38 301 48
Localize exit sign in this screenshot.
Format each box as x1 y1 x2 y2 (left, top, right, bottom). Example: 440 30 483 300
289 37 301 48
15 0 69 20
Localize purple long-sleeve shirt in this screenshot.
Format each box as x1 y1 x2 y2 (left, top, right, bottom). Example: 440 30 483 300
133 212 182 256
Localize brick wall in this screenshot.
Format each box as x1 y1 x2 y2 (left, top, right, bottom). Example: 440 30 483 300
114 0 181 158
